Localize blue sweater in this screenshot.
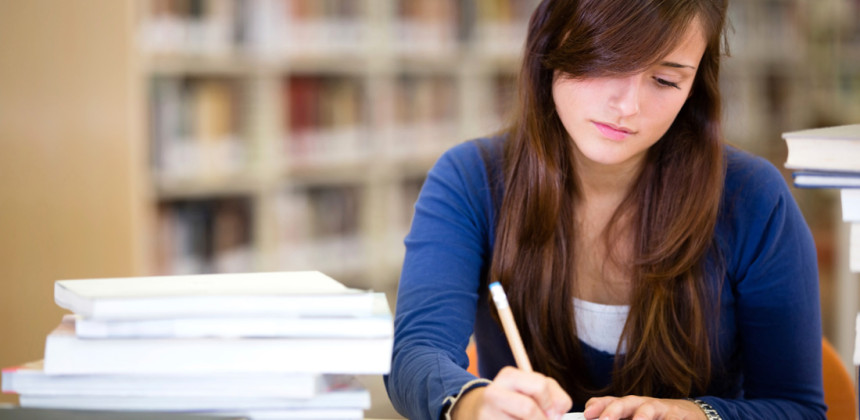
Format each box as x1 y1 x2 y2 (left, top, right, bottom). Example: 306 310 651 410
384 136 826 420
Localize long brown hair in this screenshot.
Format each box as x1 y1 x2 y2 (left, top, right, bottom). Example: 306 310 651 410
490 0 729 401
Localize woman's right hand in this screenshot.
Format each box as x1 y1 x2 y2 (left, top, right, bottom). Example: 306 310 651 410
451 366 573 420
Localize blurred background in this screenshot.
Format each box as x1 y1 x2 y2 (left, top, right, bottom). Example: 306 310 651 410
1 0 858 417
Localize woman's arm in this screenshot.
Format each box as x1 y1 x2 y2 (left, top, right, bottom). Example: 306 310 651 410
699 154 827 419
383 141 495 420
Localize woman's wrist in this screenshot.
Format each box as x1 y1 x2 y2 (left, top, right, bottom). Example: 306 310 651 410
449 385 486 419
443 378 492 420
685 398 723 420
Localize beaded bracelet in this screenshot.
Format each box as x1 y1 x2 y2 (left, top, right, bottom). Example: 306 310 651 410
686 398 723 420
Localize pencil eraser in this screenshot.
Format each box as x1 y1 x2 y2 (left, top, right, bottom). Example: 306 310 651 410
488 282 508 308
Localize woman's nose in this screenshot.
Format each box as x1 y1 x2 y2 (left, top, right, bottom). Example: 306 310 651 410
607 74 642 117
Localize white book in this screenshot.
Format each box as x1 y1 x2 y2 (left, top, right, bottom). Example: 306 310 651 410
851 222 859 273
0 408 248 420
855 312 860 366
74 293 392 339
54 271 374 320
842 189 860 222
43 315 392 375
2 360 334 398
783 124 860 173
18 381 369 412
224 408 363 420
791 171 860 189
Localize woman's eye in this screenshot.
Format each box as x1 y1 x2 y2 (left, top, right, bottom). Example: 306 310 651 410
654 77 681 89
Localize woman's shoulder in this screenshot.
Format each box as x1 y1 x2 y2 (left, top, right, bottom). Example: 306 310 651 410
429 135 507 190
722 144 791 206
717 146 816 283
437 135 506 169
718 145 807 252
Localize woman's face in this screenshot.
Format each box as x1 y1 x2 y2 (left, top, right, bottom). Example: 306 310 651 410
552 18 708 172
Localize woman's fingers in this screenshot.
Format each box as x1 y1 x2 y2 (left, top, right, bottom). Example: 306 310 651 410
483 384 557 419
491 366 573 419
583 396 706 420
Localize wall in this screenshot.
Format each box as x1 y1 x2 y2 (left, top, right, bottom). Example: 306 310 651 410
0 0 143 403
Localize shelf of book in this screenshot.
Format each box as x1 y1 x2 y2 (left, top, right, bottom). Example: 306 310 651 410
137 0 535 297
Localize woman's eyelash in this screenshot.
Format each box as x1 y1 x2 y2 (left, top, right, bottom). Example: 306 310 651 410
654 77 681 89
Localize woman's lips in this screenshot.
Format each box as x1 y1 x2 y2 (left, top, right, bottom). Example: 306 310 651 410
593 121 634 141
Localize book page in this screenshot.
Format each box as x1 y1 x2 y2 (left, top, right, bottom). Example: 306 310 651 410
56 271 352 298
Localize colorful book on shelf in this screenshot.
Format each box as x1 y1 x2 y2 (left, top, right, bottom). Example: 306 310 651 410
843 189 860 222
73 293 393 339
54 271 375 320
782 124 860 173
16 377 369 412
43 314 392 375
791 171 860 189
2 360 331 398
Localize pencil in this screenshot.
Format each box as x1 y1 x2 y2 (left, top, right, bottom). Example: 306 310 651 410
489 281 533 372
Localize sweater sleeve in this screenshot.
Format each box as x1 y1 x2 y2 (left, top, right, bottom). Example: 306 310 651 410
383 141 495 420
700 153 826 419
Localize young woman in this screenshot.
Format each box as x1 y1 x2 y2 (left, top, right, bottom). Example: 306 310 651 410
384 0 826 419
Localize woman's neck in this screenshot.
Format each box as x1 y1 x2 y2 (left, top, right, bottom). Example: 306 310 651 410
573 150 643 205
570 146 642 305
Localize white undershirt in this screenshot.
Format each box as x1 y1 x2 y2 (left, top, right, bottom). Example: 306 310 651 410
573 297 630 354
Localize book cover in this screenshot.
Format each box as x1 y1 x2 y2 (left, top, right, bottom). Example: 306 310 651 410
783 124 860 141
782 124 860 173
17 378 369 411
220 408 363 419
851 223 859 273
791 171 860 189
0 407 248 420
73 293 392 339
43 316 392 375
856 312 860 411
2 360 331 398
54 271 375 320
842 189 860 222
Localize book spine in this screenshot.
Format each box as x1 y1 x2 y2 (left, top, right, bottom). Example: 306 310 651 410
856 312 860 414
851 223 860 274
155 198 253 275
43 336 393 375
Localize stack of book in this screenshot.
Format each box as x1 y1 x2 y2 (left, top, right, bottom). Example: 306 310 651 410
2 271 393 420
783 124 860 273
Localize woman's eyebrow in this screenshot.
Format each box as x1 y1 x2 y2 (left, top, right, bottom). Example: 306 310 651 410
661 61 697 70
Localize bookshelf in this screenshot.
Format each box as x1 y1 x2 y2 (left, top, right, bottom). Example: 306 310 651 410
136 0 536 305
136 0 860 386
